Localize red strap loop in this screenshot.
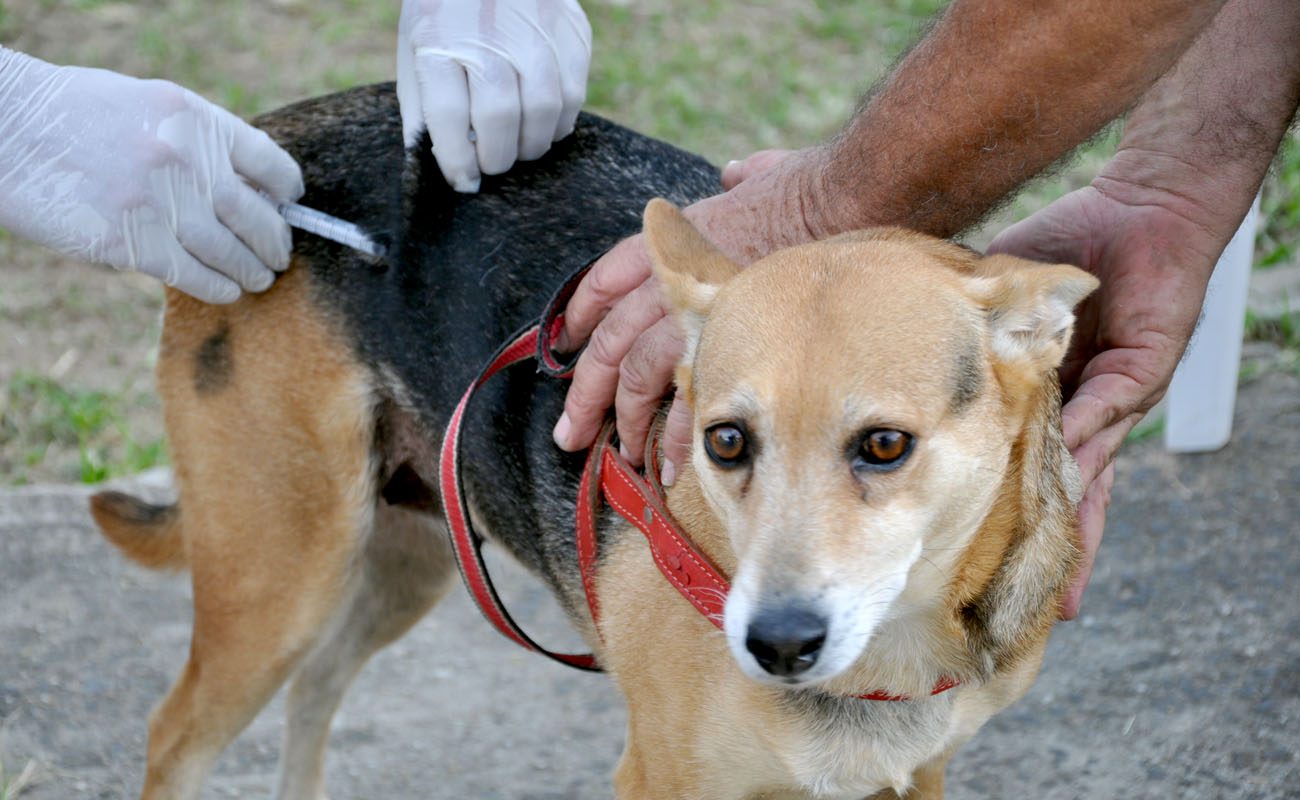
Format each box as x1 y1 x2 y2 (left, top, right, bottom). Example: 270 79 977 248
440 323 960 700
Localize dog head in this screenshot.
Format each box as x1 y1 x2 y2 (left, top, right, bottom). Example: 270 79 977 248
644 199 1097 688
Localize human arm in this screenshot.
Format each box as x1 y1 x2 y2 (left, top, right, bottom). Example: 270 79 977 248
552 0 1227 471
989 0 1300 616
0 47 303 303
396 0 591 193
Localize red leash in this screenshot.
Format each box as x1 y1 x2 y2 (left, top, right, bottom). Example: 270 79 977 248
438 287 959 700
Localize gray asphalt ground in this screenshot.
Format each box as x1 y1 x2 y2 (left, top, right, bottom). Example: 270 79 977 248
1 368 1297 799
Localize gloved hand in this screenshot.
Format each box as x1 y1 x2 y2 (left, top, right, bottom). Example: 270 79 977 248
0 48 303 304
397 0 591 193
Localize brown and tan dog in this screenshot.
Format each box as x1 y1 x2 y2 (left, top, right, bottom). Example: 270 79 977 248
90 84 1096 799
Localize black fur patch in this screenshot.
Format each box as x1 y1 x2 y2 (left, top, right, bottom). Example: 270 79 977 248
194 324 232 394
92 490 175 525
381 461 439 511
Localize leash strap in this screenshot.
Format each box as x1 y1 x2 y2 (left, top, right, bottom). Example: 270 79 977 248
438 323 601 671
442 266 960 699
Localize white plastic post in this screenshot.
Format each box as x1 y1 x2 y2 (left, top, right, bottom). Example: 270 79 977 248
1163 195 1260 453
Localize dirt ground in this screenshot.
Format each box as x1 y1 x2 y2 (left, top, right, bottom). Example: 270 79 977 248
2 368 1298 799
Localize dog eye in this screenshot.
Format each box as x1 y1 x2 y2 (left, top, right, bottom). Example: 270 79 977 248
704 423 749 467
856 429 913 470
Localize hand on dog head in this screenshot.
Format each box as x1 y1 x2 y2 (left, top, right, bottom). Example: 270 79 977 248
642 198 1097 689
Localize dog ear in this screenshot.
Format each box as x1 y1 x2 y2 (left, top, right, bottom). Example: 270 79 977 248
643 198 743 356
970 255 1099 372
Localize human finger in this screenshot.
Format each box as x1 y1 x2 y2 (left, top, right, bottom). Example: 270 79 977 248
517 56 563 161
467 55 521 175
176 204 276 293
613 315 683 467
556 234 652 352
212 178 293 272
720 149 794 191
226 110 304 202
142 235 242 304
1060 461 1115 620
659 390 693 488
554 278 668 452
415 51 480 192
551 0 591 138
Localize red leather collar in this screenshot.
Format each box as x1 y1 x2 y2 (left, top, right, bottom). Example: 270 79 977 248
439 317 958 701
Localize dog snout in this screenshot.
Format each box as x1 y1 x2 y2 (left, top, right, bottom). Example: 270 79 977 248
744 607 828 678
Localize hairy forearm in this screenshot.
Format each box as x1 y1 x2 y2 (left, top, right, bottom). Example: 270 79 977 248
1097 0 1300 243
814 0 1226 238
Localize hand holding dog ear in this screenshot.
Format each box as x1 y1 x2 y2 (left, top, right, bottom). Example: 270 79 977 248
988 184 1228 618
553 148 834 481
0 48 303 304
397 0 591 193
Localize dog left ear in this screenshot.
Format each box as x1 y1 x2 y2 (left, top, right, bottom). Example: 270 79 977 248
643 198 743 358
970 255 1099 371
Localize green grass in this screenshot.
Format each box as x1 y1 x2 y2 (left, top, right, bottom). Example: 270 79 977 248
1258 135 1300 269
1242 307 1300 380
1126 415 1166 445
0 754 38 800
0 373 167 485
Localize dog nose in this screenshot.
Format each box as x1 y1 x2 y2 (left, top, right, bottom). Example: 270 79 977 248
744 608 828 677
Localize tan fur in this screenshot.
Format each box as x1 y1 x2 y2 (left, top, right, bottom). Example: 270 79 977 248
92 264 455 800
590 200 1094 798
92 199 1092 799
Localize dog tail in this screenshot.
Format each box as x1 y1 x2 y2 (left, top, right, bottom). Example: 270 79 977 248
89 491 187 571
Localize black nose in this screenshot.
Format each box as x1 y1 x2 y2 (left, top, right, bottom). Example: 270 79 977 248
744 607 828 677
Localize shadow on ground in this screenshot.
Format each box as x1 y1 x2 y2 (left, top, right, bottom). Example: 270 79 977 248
1 371 1297 799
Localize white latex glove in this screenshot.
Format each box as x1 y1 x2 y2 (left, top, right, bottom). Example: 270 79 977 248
0 47 304 304
397 0 591 193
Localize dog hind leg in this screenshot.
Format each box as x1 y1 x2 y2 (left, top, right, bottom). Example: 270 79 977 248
139 487 375 800
274 502 454 800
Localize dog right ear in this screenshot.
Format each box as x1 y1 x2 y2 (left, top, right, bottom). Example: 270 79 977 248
643 198 743 362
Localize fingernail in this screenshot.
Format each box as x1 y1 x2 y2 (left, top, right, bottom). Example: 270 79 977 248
619 443 632 462
453 175 481 193
552 412 572 449
661 459 677 487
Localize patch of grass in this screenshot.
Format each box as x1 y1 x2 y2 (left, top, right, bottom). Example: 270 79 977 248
1245 308 1300 349
0 754 38 800
1258 134 1300 269
1126 415 1165 445
0 373 167 485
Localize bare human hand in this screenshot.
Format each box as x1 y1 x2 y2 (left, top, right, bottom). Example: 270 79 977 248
552 148 837 483
988 174 1229 618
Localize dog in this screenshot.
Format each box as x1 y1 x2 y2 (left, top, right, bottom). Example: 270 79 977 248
90 82 1096 799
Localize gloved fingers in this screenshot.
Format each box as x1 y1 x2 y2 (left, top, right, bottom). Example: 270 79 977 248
516 55 563 161
467 54 521 175
225 111 304 202
212 179 294 272
143 236 242 304
415 49 481 193
551 2 592 139
396 35 426 149
175 206 277 293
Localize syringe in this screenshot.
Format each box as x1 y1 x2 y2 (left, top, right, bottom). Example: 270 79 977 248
274 199 386 258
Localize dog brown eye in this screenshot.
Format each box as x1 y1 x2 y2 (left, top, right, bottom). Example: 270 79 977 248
704 424 748 467
858 429 913 469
